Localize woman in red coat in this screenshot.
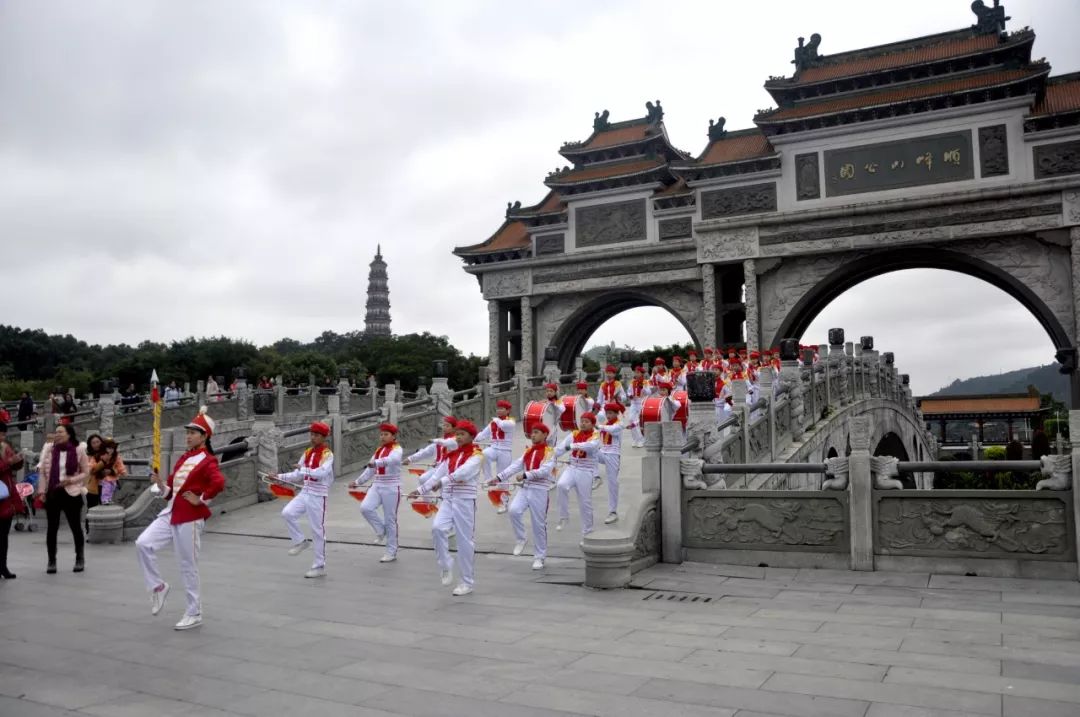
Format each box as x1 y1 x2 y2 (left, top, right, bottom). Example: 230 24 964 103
135 408 225 630
0 421 26 579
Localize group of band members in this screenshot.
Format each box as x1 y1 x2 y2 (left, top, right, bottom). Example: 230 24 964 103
138 348 806 626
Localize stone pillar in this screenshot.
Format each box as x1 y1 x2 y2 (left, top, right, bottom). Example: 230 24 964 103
328 395 342 476
368 375 378 411
781 357 804 442
758 367 775 459
701 264 717 349
254 420 284 501
480 365 492 420
1070 410 1080 580
575 356 586 382
520 296 534 378
819 343 831 408
1070 228 1080 408
542 355 560 386
731 377 749 461
852 344 863 399
828 330 847 408
514 361 526 414
742 259 760 350
196 380 206 408
487 300 502 384
642 421 662 495
383 384 400 424
845 341 855 403
236 378 250 421
847 415 874 571
431 377 452 418
275 384 285 418
98 394 115 438
660 421 685 565
338 378 351 413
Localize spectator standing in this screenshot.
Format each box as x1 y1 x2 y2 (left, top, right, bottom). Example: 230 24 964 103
36 424 89 574
206 376 220 402
83 434 105 530
0 421 26 579
121 384 139 413
164 381 181 408
92 439 126 505
18 392 34 424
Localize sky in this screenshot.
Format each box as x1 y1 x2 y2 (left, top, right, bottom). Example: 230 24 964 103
2 0 1078 397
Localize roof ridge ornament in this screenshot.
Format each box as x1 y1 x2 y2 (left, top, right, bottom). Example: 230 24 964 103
646 100 664 123
505 200 521 217
708 117 727 141
792 33 822 72
971 0 1009 35
593 110 611 132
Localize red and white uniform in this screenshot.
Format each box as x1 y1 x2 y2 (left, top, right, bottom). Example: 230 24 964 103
546 396 565 446
626 376 651 446
498 443 556 560
279 444 334 570
476 416 515 487
408 432 458 489
421 444 483 587
356 442 403 557
594 380 626 409
555 429 600 536
136 448 225 619
597 418 623 516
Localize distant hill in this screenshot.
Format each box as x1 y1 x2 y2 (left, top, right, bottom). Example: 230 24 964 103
929 364 1067 402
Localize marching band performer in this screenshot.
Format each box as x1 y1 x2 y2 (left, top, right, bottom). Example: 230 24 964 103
650 357 667 388
136 407 225 630
594 365 626 409
574 381 595 418
352 423 403 563
670 356 687 391
404 415 459 490
492 424 555 570
476 401 515 514
412 420 482 596
543 382 565 446
597 403 624 525
685 350 699 373
626 365 650 448
272 421 334 578
554 411 600 536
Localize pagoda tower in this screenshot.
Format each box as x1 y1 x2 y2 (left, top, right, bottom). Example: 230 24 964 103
364 245 391 337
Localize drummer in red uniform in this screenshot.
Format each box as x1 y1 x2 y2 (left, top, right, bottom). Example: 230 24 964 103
626 365 650 448
543 382 565 446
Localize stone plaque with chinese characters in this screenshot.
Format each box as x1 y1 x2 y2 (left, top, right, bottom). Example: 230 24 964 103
824 131 974 197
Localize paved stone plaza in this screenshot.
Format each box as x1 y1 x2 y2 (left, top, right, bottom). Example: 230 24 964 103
3 515 1080 716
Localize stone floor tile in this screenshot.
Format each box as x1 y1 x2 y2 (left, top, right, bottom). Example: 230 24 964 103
682 647 888 681
0 695 84 717
865 704 993 717
1002 695 1080 716
885 666 1080 703
221 689 395 717
633 676 869 717
618 628 801 656
794 644 1001 675
761 672 1001 715
501 683 739 717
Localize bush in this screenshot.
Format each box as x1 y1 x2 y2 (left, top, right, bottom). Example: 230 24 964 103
984 445 1006 460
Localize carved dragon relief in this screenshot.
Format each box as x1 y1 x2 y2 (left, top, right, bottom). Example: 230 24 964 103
686 496 846 548
877 497 1069 556
633 504 661 560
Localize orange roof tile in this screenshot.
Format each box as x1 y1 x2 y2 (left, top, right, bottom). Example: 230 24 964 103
546 157 665 185
583 124 652 149
455 220 529 255
1031 74 1080 116
696 130 775 165
919 396 1041 414
796 32 1004 84
760 67 1047 121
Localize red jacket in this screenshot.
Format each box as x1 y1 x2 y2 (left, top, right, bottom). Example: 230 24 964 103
0 441 25 520
164 448 226 525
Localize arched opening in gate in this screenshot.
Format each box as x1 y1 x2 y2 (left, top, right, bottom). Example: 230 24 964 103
549 291 699 373
875 432 915 489
778 248 1066 406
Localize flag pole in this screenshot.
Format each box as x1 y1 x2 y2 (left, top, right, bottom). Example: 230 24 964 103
150 369 161 476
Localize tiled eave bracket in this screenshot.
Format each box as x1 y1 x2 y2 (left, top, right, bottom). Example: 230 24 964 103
460 248 531 267
671 155 782 185
756 73 1048 137
544 166 671 197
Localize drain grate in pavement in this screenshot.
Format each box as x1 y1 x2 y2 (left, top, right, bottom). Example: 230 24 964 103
643 591 713 603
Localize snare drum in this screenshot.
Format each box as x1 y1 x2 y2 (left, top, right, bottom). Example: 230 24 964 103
523 400 557 436
260 474 298 500
348 485 368 503
486 486 510 509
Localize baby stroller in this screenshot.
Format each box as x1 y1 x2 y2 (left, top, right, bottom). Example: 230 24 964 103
14 470 38 532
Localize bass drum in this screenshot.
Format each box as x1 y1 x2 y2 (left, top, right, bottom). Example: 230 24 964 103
523 400 558 437
672 390 689 428
559 395 581 431
640 394 689 429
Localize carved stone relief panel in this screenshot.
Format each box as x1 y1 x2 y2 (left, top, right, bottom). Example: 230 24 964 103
535 234 565 256
1034 140 1080 180
795 152 821 200
876 494 1074 559
659 217 692 241
698 227 759 262
483 269 531 299
632 504 661 560
574 199 647 248
978 124 1009 177
758 252 864 347
701 183 777 220
684 494 848 551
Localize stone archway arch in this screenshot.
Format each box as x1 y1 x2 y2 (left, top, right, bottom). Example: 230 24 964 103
769 244 1071 351
547 289 702 371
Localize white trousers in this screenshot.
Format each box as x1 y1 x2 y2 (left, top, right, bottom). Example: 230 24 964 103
481 446 513 487
136 516 203 617
599 453 620 514
627 401 644 444
556 466 593 536
509 485 548 559
360 483 400 555
282 491 327 568
432 495 476 586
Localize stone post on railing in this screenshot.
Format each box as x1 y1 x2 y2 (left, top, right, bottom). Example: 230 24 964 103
780 339 804 442
819 343 831 409
859 336 874 399
864 347 879 398
732 376 750 461
852 343 863 399
1070 409 1080 580
196 380 206 408
542 346 560 386
642 421 662 494
848 415 874 571
845 340 855 403
513 360 525 412
660 421 684 565
758 366 775 460
431 360 452 418
803 347 817 427
828 329 847 408
254 418 284 502
382 384 400 425
235 375 249 421
619 351 634 388
338 373 351 414
574 356 586 382
328 394 342 477
308 374 318 413
367 375 378 411
98 392 116 438
479 365 492 420
882 352 896 402
275 383 285 417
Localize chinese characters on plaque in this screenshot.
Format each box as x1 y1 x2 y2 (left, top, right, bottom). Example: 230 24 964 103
824 131 974 197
